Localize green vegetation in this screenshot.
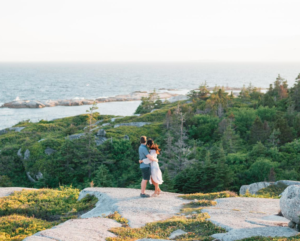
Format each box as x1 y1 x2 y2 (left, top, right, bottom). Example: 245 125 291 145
1 74 300 195
179 191 237 200
0 187 97 240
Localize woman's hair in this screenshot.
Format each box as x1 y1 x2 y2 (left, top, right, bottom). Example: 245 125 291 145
147 139 161 154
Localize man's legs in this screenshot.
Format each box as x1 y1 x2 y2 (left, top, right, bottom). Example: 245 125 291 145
141 179 148 194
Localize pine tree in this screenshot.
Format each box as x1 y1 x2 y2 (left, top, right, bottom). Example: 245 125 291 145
215 147 233 191
275 118 294 144
221 124 242 153
202 151 217 192
161 168 174 192
250 117 270 144
94 165 113 187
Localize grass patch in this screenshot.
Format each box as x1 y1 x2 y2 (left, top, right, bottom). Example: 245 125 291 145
179 191 237 200
0 186 97 240
107 213 225 241
0 215 52 241
104 211 129 227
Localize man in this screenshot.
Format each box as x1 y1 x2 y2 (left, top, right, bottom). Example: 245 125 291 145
139 136 157 198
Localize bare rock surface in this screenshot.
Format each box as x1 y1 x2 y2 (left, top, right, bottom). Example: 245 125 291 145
78 187 190 228
204 197 298 240
0 187 37 198
280 185 300 224
24 218 121 241
114 122 151 128
212 227 298 241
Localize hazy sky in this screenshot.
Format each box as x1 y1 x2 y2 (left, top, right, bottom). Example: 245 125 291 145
0 0 299 62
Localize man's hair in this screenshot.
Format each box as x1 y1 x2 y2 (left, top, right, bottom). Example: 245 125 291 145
140 136 147 144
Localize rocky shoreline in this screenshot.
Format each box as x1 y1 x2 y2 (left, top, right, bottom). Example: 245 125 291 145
0 87 267 109
0 91 178 109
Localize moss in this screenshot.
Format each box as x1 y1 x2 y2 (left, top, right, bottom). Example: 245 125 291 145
179 191 237 200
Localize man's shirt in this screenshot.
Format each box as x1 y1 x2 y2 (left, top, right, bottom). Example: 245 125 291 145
139 144 150 168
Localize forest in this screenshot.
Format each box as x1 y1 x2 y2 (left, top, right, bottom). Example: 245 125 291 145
1 73 300 194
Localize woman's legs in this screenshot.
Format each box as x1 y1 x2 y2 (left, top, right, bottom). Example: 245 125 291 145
151 177 159 195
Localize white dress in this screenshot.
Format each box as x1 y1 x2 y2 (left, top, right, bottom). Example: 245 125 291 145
143 149 163 185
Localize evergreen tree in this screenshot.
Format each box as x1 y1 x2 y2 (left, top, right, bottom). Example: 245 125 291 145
221 124 242 153
161 169 174 192
215 147 233 191
250 117 270 144
275 118 294 144
94 165 113 187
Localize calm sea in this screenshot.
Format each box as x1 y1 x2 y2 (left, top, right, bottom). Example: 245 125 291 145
0 62 299 129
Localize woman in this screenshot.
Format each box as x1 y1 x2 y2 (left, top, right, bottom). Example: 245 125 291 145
139 139 163 197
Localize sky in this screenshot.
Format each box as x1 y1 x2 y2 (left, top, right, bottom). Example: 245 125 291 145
0 0 299 62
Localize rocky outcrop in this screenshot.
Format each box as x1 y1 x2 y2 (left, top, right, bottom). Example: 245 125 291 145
0 187 37 198
9 127 25 132
1 99 95 108
114 122 150 128
45 147 56 155
95 129 107 146
24 218 122 241
280 185 300 224
276 180 300 186
0 129 7 135
78 187 189 228
239 182 271 195
68 133 85 140
240 180 300 195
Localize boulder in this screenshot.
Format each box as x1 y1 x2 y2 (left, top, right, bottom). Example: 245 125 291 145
26 172 36 183
280 185 300 224
239 182 271 195
114 122 151 128
17 148 22 158
45 147 56 155
95 136 107 146
35 172 43 180
169 229 187 239
97 129 106 137
124 135 130 140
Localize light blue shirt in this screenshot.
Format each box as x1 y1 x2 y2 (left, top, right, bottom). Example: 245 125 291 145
139 144 150 168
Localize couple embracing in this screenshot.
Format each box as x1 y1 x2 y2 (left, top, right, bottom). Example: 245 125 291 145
139 136 163 198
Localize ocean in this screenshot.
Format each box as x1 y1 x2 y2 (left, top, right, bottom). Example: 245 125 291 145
0 62 299 129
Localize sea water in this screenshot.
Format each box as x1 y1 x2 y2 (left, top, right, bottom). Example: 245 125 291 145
0 62 299 129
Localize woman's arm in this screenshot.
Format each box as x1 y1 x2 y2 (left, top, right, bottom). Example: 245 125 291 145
143 157 158 163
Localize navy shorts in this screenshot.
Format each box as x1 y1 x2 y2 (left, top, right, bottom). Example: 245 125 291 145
141 167 151 181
